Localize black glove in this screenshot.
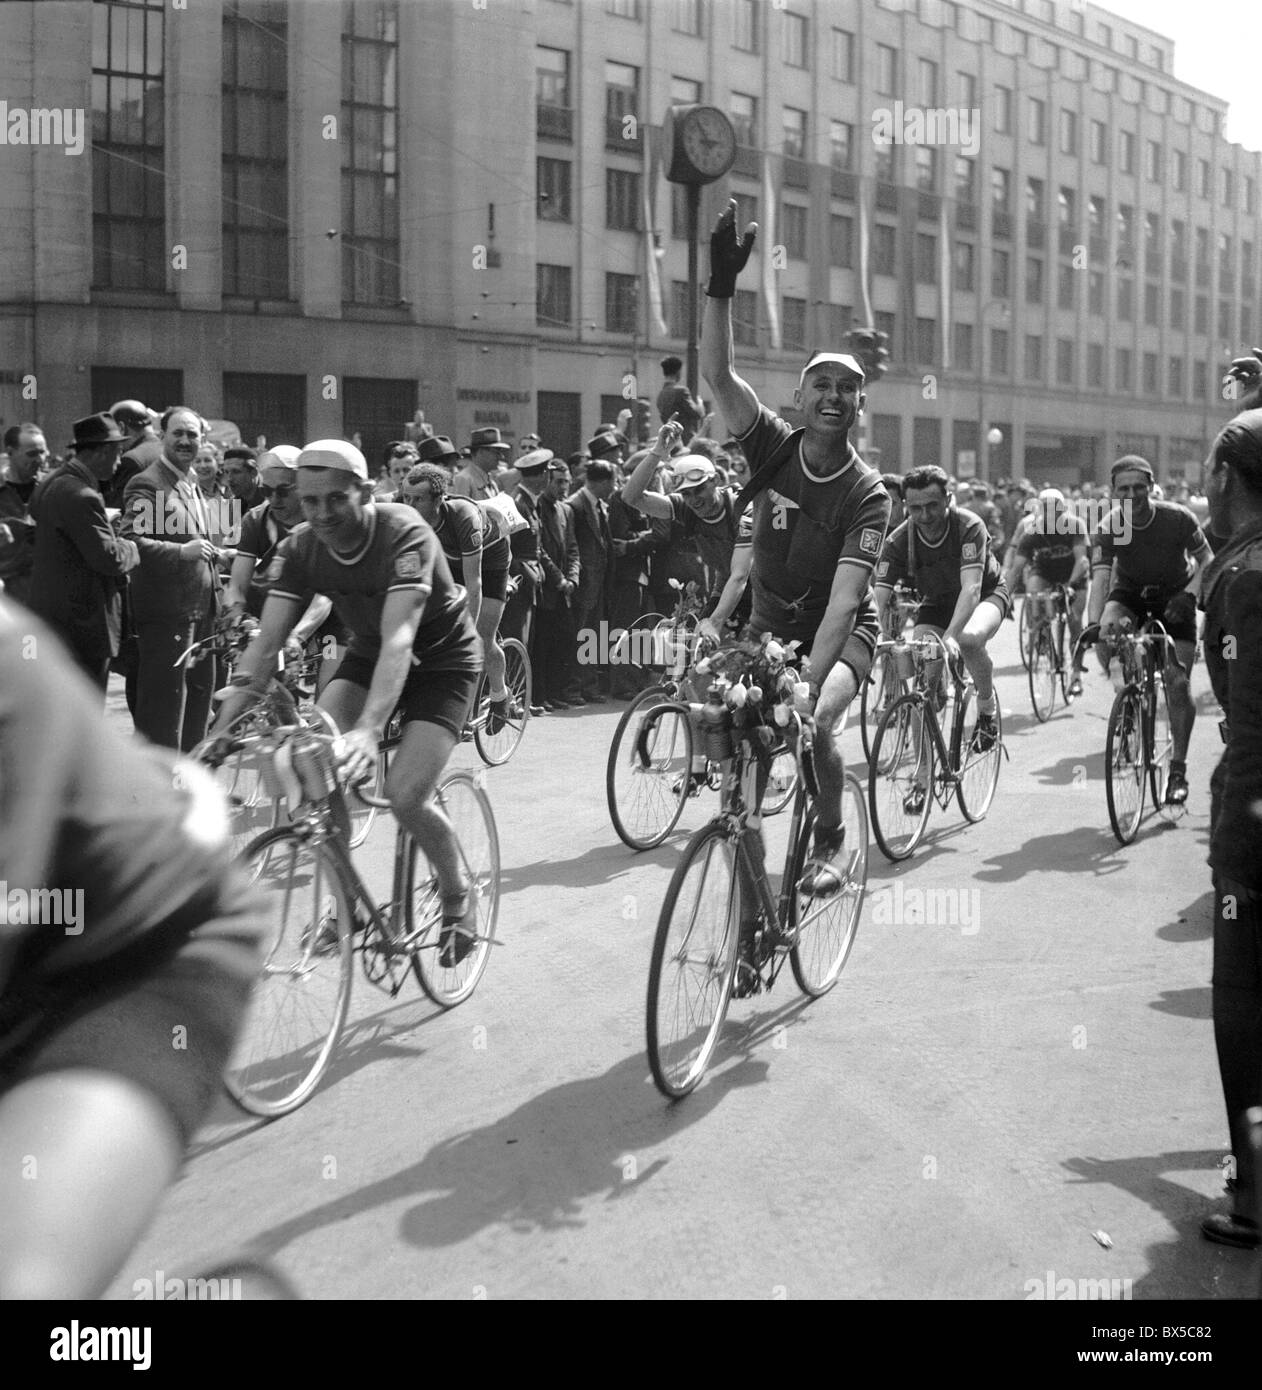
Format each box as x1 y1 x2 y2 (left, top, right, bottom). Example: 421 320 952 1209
706 200 757 299
1162 591 1196 631
1080 622 1101 647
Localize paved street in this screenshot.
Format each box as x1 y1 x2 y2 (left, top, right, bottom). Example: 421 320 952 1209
104 617 1258 1300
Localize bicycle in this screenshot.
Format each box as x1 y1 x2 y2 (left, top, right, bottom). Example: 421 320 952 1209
1025 584 1084 723
1100 617 1180 845
866 632 1005 862
606 614 797 850
645 636 868 1099
462 577 532 766
215 724 500 1118
860 586 922 769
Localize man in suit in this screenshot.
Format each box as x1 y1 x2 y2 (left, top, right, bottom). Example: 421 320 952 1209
28 413 140 694
119 405 225 750
563 455 616 705
0 421 48 605
502 447 549 659
536 458 581 709
102 400 162 509
451 427 511 501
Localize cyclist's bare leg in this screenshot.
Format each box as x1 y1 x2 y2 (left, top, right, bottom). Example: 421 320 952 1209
0 1070 181 1299
959 599 1003 704
317 676 372 740
1068 587 1087 666
1167 638 1197 763
911 621 947 788
385 719 466 900
477 597 507 698
315 640 345 696
812 659 858 830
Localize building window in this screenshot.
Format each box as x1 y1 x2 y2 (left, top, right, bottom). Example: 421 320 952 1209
1219 299 1234 339
954 241 974 292
782 203 807 259
1195 226 1210 268
1247 176 1257 214
1087 343 1104 387
829 304 853 343
954 156 975 203
992 166 1010 210
1117 277 1133 320
919 58 938 107
953 322 974 369
1025 256 1043 303
730 92 757 147
1090 119 1107 165
874 144 895 183
781 11 807 68
782 296 806 349
1143 352 1159 396
733 288 758 345
1056 338 1075 386
732 191 758 233
1173 149 1186 192
1145 141 1161 182
1058 261 1076 309
1119 130 1134 174
732 0 758 53
829 120 853 171
1116 348 1132 392
537 157 571 221
607 0 640 17
606 169 641 231
1222 167 1236 208
1168 357 1184 397
783 107 806 159
1024 335 1043 380
915 148 936 193
221 1 290 300
1144 211 1161 263
1195 294 1208 334
991 248 1010 298
605 60 639 131
536 44 570 120
994 86 1011 134
916 233 937 285
1026 177 1045 222
1059 109 1077 156
1143 282 1160 326
1028 96 1046 146
876 44 897 96
670 76 702 105
1197 158 1210 198
1087 269 1103 314
915 317 936 365
606 272 637 332
958 71 976 109
873 224 896 276
671 0 701 37
831 29 854 82
536 263 571 327
1058 186 1076 229
91 0 167 290
829 214 853 268
341 2 401 305
223 371 305 451
990 328 1010 376
1170 287 1185 329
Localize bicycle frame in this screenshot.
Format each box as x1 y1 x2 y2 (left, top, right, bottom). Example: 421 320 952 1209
896 631 973 797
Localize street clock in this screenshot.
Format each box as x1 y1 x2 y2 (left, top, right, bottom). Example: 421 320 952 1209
664 104 736 184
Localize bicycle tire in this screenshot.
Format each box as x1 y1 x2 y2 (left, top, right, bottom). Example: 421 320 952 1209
956 692 1003 823
646 821 742 1099
1017 597 1032 671
868 694 935 861
223 826 354 1118
411 771 500 1007
1148 670 1174 808
860 648 905 771
790 772 869 997
1105 688 1146 845
607 687 695 850
1028 624 1057 723
1056 615 1079 705
474 638 532 766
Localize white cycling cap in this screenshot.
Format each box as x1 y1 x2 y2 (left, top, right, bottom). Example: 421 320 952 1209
297 439 369 480
258 444 301 473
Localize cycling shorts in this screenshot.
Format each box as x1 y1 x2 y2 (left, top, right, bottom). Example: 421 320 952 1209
0 881 263 1147
333 652 479 739
916 581 1012 631
480 557 510 605
752 608 880 687
1106 586 1197 646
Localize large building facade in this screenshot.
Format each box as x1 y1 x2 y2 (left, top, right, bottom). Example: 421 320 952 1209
2 0 1259 480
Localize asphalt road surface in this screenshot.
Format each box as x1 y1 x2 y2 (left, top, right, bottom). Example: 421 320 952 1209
103 613 1259 1300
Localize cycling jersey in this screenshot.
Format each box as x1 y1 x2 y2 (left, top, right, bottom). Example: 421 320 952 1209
733 406 889 644
236 503 291 617
431 496 512 579
1017 511 1089 584
1092 499 1209 597
668 488 740 599
271 503 478 670
876 507 1004 610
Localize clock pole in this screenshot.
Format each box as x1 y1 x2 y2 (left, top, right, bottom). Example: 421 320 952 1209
685 182 701 398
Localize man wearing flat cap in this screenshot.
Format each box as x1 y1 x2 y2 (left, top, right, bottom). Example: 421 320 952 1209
28 413 140 694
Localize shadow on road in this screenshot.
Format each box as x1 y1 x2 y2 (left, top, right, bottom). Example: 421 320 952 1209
1148 986 1213 1020
499 839 683 895
1156 889 1214 945
973 824 1133 882
1062 1150 1257 1298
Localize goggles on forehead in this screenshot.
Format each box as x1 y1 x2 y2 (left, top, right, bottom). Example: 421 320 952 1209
676 467 713 489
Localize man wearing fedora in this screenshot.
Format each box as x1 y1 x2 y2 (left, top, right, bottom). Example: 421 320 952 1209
28 413 140 693
451 427 512 502
536 458 581 709
414 434 462 477
500 448 550 670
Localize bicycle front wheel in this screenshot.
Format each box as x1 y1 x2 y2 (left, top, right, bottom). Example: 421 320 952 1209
1105 688 1146 844
956 695 1003 823
1028 624 1057 723
411 771 500 1007
646 822 742 1099
474 638 531 766
1148 674 1174 808
860 647 901 768
790 772 868 997
763 739 798 816
1017 597 1032 670
223 827 354 1118
868 694 935 861
607 687 695 850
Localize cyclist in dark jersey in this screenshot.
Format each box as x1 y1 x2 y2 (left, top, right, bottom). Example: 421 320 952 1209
398 462 516 725
701 200 891 895
0 598 263 1297
1003 488 1090 694
211 440 484 965
874 466 1011 802
1085 454 1212 806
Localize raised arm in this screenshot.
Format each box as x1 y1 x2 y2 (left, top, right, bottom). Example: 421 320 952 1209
700 201 760 439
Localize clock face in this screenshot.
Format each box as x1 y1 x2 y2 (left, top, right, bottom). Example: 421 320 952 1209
680 107 735 179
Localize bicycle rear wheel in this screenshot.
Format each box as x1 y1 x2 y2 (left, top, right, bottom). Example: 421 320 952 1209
1017 597 1032 671
790 772 868 997
411 771 500 1007
474 638 531 766
607 687 694 850
201 709 281 871
956 693 1003 823
646 822 742 1098
860 647 901 768
1148 673 1174 808
1027 624 1057 723
868 694 935 861
223 827 354 1118
1105 688 1146 844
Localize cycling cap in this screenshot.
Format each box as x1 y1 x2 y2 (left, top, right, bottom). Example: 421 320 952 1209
672 456 717 491
297 439 369 480
799 352 866 387
1110 454 1154 483
258 444 301 473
